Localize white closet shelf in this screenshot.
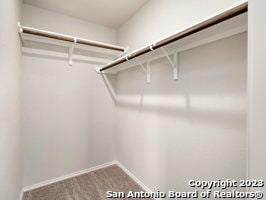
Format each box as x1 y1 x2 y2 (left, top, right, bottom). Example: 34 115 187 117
18 23 127 66
98 1 247 80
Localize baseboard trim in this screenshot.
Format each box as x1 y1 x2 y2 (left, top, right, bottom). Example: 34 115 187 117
115 161 161 200
23 161 117 192
22 160 160 200
19 189 23 200
115 161 151 192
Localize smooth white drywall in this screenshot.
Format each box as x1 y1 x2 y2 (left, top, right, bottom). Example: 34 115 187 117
0 0 22 199
115 32 247 193
118 0 247 52
248 0 266 194
22 57 116 187
22 4 116 44
115 0 247 194
22 5 117 186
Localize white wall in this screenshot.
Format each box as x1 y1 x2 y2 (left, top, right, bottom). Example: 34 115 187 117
115 33 247 194
22 4 117 186
21 0 250 194
116 0 247 195
22 4 116 44
0 0 22 199
248 0 266 194
118 0 246 52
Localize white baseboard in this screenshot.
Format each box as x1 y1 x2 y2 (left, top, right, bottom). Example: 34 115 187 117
19 189 23 200
115 161 162 200
22 160 160 200
23 161 117 192
115 161 151 193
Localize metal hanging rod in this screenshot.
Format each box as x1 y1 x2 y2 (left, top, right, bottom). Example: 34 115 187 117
99 2 247 72
18 24 126 52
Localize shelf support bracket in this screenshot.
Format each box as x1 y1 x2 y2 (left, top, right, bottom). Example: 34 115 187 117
161 47 178 80
17 22 24 43
137 60 150 83
68 38 76 66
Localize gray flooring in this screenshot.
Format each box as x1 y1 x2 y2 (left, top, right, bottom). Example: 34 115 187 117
23 164 148 200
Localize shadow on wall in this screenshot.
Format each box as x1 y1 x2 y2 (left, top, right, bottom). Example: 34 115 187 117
101 33 247 131
100 33 247 192
22 51 108 66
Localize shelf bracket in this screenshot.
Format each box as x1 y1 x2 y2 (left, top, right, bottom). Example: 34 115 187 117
161 47 178 80
137 60 150 83
68 38 76 66
17 22 24 43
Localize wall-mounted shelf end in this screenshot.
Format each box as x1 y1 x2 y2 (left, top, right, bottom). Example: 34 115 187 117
17 22 24 42
95 67 117 75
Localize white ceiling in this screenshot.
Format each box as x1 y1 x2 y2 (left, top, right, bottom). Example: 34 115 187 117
23 0 149 28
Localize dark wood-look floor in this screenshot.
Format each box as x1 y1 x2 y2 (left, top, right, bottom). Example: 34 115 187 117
23 164 149 200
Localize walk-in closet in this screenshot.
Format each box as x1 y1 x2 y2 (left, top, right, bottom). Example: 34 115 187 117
1 0 265 200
